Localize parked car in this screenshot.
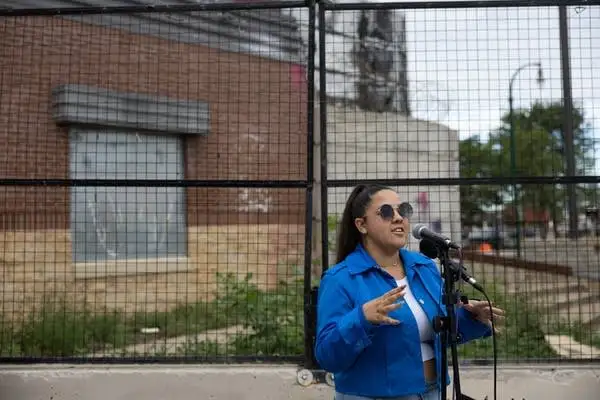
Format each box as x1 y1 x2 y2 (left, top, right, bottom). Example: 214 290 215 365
463 225 516 250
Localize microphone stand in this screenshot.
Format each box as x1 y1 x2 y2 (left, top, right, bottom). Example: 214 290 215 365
433 244 469 400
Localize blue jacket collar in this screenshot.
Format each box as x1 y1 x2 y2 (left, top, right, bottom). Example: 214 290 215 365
345 243 429 276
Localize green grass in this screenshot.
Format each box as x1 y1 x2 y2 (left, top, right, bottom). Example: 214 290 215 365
0 299 240 358
1 263 596 360
206 272 305 357
0 272 304 358
457 283 559 360
327 215 340 232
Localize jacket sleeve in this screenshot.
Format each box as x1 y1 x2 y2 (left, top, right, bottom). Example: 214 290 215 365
314 270 376 373
456 304 493 344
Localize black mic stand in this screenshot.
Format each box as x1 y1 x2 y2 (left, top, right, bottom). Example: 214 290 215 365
432 245 472 400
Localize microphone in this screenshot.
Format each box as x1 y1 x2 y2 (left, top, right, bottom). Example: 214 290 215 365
418 236 483 291
412 223 460 250
459 268 483 292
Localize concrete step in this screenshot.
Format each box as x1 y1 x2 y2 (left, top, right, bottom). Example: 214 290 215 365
471 264 586 286
532 293 600 311
507 280 589 299
545 334 600 359
544 300 600 328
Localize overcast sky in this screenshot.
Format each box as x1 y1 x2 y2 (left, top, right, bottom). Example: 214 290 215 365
376 0 599 143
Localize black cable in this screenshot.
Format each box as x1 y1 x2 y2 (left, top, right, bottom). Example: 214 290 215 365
471 287 498 400
457 248 497 400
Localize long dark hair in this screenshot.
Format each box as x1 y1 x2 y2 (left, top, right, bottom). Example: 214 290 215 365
336 184 392 263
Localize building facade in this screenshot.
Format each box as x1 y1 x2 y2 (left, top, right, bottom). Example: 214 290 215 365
0 1 307 308
326 103 462 252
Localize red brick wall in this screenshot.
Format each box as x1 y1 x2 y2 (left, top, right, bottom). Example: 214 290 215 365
0 16 307 229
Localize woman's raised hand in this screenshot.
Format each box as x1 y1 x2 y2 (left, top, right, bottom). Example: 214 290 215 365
361 285 406 325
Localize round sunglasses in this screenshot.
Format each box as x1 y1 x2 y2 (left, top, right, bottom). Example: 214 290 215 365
375 202 414 221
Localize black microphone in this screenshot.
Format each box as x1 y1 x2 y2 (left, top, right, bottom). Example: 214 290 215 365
459 267 483 292
412 223 460 250
418 237 483 291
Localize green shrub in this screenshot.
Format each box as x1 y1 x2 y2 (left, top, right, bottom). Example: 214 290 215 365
458 284 558 360
212 272 304 356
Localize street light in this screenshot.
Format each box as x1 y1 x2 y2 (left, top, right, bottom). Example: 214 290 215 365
508 62 545 259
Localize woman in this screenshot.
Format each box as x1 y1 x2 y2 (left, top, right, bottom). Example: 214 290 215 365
315 184 505 400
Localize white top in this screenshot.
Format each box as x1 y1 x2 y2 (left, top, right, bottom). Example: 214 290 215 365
396 277 435 361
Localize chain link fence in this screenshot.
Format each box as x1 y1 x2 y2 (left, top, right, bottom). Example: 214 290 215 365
0 0 599 366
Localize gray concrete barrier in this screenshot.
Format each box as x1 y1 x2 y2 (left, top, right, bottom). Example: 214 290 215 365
1 364 599 400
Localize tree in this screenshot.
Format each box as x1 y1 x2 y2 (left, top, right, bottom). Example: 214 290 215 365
460 101 594 233
495 102 593 177
459 137 501 226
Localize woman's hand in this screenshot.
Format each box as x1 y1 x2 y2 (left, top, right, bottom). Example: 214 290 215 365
462 300 506 333
362 285 407 325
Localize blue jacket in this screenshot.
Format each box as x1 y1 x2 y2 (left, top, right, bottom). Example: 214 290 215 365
314 244 491 398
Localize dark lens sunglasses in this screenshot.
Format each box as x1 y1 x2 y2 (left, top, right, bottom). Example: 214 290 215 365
376 202 413 221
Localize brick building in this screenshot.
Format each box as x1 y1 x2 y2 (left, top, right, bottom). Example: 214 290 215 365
0 1 307 311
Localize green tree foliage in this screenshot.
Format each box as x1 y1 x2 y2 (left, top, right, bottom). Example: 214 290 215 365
460 101 595 228
459 137 500 226
494 101 592 177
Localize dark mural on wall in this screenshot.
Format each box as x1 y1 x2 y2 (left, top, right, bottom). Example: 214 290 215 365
352 9 409 114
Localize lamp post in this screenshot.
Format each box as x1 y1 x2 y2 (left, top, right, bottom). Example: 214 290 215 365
508 62 544 258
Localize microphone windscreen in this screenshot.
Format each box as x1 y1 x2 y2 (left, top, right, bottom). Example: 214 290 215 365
419 238 439 259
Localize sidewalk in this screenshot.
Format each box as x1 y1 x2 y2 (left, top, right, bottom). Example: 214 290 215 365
1 364 598 400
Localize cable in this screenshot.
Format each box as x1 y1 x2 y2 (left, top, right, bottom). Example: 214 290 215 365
457 248 497 400
470 285 498 400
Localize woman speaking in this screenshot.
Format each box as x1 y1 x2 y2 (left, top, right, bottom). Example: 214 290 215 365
315 184 505 400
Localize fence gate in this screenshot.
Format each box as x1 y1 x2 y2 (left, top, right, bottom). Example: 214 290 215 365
312 0 600 371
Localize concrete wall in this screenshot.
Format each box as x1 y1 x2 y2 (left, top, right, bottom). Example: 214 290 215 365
326 103 462 251
1 364 599 400
0 224 304 319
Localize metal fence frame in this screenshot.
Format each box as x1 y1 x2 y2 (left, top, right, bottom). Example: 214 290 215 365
310 0 600 369
317 0 600 278
1 0 599 367
0 0 314 366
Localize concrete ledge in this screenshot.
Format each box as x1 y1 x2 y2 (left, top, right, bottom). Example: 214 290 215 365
52 84 210 136
462 250 574 276
73 256 192 279
1 364 599 400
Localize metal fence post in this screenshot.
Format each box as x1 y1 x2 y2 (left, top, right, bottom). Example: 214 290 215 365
559 5 578 239
304 0 318 369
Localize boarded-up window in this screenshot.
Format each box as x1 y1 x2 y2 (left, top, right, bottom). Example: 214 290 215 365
69 129 187 262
